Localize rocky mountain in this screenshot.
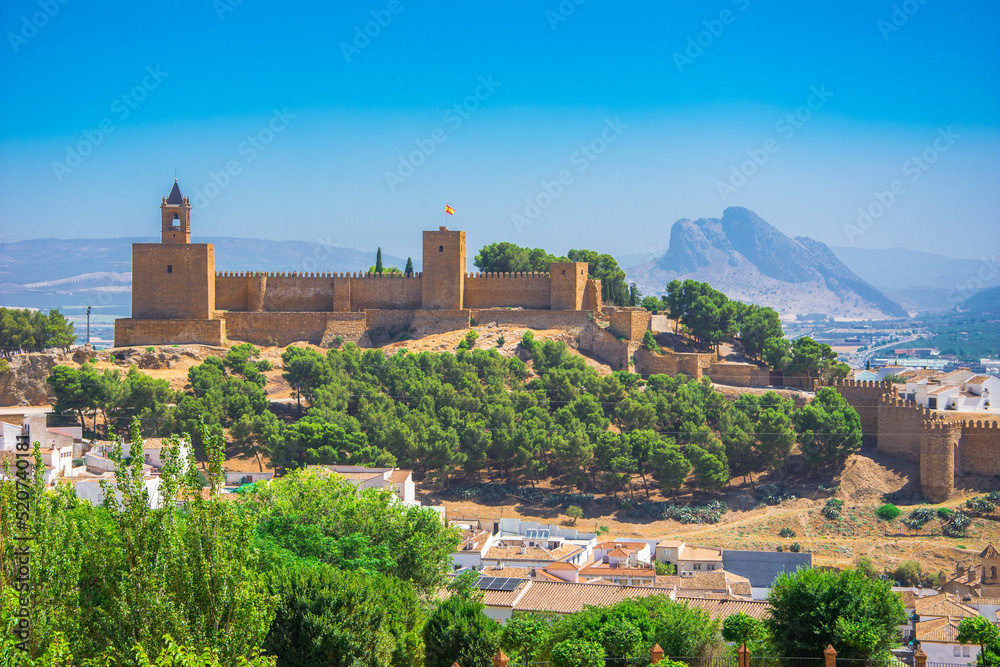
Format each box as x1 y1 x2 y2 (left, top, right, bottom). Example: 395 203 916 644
627 207 906 319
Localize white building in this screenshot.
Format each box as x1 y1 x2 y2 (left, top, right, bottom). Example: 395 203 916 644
655 539 724 575
308 465 416 504
73 472 164 509
902 371 999 412
914 617 979 665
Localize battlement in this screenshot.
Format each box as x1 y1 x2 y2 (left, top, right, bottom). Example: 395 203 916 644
464 271 550 279
215 271 423 279
833 379 894 390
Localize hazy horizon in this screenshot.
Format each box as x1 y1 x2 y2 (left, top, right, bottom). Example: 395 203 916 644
2 2 998 261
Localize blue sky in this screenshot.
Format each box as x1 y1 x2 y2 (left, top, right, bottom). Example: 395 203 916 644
1 0 998 263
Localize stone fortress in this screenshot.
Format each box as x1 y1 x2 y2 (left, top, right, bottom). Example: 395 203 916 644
116 181 606 349
116 182 999 504
831 379 1000 503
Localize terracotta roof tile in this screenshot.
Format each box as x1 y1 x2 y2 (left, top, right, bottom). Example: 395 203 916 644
915 617 962 643
980 544 1000 560
914 594 978 618
512 581 675 614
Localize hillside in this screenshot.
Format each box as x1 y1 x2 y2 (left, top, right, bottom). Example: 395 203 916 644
957 285 1000 315
627 207 906 320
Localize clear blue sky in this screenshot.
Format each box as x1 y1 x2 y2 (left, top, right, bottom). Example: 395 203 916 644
1 0 998 263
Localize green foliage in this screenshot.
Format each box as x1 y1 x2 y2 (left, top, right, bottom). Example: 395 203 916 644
903 507 936 529
567 249 631 307
551 638 605 667
655 561 677 575
474 241 567 274
755 484 796 506
794 387 863 468
456 329 479 351
539 596 722 661
822 498 844 520
0 307 76 349
937 507 953 519
738 305 784 362
769 336 850 383
502 614 552 665
145 346 155 353
881 374 906 384
642 329 659 352
520 329 535 353
722 611 765 645
404 257 414 275
767 567 906 659
565 505 583 524
0 359 8 375
496 334 505 347
942 511 971 537
423 596 501 667
965 495 997 513
893 561 924 586
263 562 422 667
779 527 796 538
957 616 1000 667
246 470 460 595
875 504 901 521
790 542 802 553
664 279 737 352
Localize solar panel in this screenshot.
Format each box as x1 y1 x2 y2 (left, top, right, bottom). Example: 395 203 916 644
538 529 549 539
525 529 537 539
475 577 521 591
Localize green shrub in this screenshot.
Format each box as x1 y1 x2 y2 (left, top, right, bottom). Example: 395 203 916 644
642 330 659 352
497 335 506 347
790 542 802 553
0 359 9 375
903 507 936 529
551 639 604 667
965 496 997 513
937 507 953 519
145 346 155 353
756 484 796 506
779 527 796 538
521 330 535 353
875 504 901 521
942 511 971 537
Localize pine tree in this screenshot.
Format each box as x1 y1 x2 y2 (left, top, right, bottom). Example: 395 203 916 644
404 257 414 276
375 247 383 274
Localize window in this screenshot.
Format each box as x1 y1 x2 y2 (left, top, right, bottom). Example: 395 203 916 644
928 397 937 409
954 646 961 657
694 563 702 570
167 265 173 273
562 270 566 275
992 566 997 580
439 245 444 252
708 565 715 571
963 646 970 657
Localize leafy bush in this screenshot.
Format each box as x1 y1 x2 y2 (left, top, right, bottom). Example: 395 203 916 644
551 639 604 667
72 457 85 467
520 330 535 353
779 527 796 538
145 346 155 353
937 507 953 519
790 542 802 553
893 560 924 586
755 484 796 506
965 496 997 513
903 507 936 529
822 498 843 520
942 511 971 538
565 505 583 524
617 498 728 524
875 504 901 521
642 330 659 352
0 359 9 375
497 335 506 347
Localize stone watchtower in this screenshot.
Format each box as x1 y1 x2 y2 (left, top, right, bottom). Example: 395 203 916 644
161 180 192 243
422 226 465 310
114 180 222 347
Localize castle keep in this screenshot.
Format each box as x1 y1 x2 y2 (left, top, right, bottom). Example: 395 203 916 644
114 181 603 348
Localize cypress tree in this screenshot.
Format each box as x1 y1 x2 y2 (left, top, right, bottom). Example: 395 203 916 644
404 257 414 276
375 247 383 274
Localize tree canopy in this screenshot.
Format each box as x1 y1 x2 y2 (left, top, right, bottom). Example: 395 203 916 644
0 307 75 349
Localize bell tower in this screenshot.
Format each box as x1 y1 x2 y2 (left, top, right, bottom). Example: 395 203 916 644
161 179 191 244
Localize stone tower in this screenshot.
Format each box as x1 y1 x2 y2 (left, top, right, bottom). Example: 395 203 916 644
550 261 589 310
132 180 215 320
982 544 1000 596
422 226 465 309
161 179 191 244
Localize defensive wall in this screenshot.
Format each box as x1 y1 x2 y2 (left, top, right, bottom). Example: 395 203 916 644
829 379 1000 502
115 186 608 349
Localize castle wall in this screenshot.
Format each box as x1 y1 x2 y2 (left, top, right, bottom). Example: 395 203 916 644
876 395 933 462
364 309 416 343
632 348 716 379
470 309 592 330
322 313 368 345
830 380 890 442
350 274 423 311
225 312 330 347
464 273 551 309
132 243 214 320
215 275 247 311
705 361 766 387
958 419 1000 476
413 309 471 336
608 309 651 341
581 323 638 372
262 276 334 312
114 318 224 347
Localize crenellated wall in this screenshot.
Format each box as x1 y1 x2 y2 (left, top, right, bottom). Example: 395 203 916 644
470 309 592 330
464 272 551 309
827 379 1000 501
349 274 422 311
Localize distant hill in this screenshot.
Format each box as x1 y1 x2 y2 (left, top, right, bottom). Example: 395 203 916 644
0 237 412 316
627 207 906 319
828 246 1000 313
957 285 1000 315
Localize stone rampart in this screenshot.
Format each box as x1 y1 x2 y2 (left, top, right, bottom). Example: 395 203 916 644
957 419 1000 476
829 379 892 442
114 318 224 347
413 309 471 336
471 309 592 330
920 420 961 502
364 309 416 343
705 361 766 387
464 272 551 309
225 312 330 347
350 273 423 311
876 395 934 462
580 323 637 371
608 309 651 341
321 313 368 346
633 348 716 379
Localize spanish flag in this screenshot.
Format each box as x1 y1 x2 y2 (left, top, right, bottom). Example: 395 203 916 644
445 204 455 215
